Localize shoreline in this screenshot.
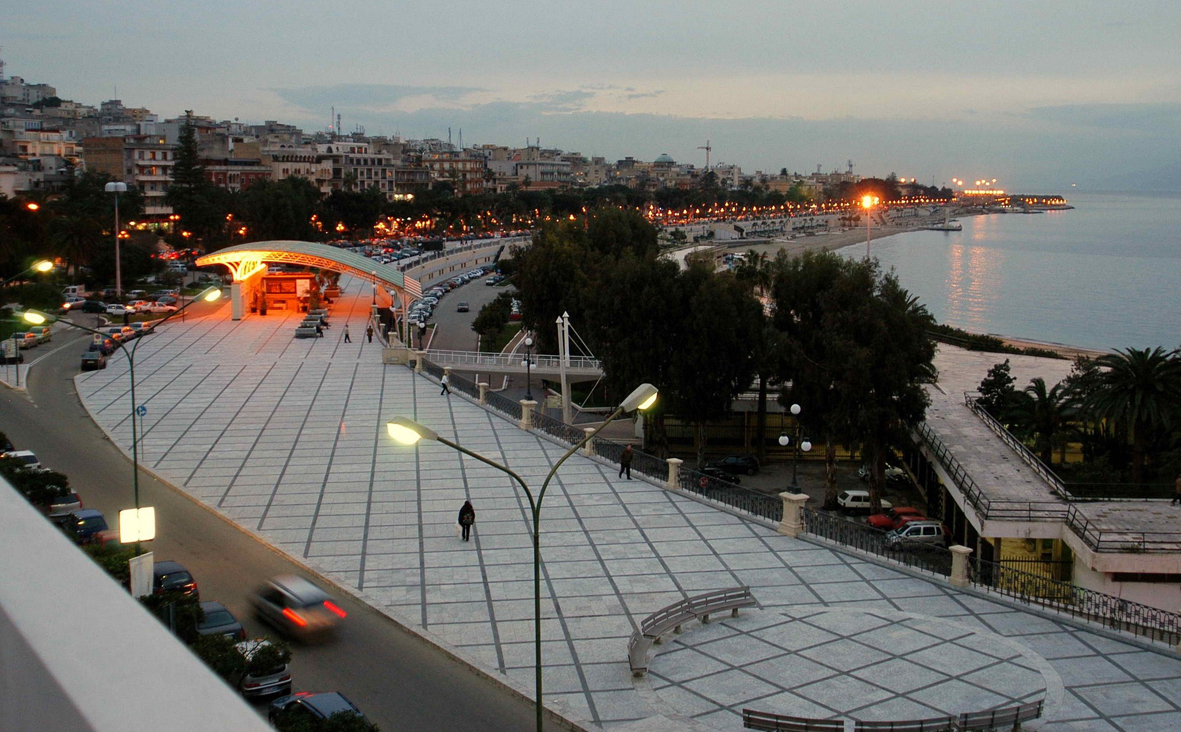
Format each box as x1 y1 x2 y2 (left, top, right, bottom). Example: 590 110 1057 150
718 211 1111 361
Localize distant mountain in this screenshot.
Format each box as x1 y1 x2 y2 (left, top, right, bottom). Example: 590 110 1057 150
1096 164 1181 193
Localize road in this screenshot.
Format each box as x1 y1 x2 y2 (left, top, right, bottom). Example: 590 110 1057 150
422 277 511 352
0 316 537 731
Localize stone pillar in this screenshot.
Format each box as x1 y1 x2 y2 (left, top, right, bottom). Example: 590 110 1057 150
520 400 537 430
413 351 425 373
778 492 809 537
582 427 595 456
950 545 974 588
666 458 683 490
478 382 488 405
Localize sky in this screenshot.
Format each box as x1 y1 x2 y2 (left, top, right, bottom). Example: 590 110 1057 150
7 1 1181 190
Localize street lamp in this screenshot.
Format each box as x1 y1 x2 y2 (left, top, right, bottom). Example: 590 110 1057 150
371 270 378 307
105 181 128 297
387 381 658 732
2 259 54 286
779 404 812 493
861 194 879 259
523 336 534 401
21 286 222 533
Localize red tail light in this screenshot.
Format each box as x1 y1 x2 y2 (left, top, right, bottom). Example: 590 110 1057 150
244 682 260 689
323 600 347 618
281 608 308 627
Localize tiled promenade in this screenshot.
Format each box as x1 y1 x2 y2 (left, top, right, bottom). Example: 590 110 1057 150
76 278 1181 731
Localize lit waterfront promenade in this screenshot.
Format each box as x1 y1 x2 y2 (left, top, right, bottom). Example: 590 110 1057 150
75 277 1181 731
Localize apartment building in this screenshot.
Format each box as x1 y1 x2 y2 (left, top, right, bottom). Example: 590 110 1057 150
82 135 176 216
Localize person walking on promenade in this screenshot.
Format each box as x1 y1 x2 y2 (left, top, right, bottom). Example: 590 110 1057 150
619 445 633 480
343 324 351 343
366 325 374 343
440 373 451 396
1173 475 1181 505
458 500 475 541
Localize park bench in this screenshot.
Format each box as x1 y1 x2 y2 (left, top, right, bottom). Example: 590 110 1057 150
742 710 843 732
958 700 1042 731
628 586 755 677
309 309 329 318
854 717 956 731
294 327 320 338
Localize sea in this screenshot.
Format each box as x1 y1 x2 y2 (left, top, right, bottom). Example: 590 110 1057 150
838 191 1181 352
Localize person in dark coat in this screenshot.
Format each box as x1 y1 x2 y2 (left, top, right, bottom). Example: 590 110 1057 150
366 325 374 343
458 500 475 541
619 445 633 480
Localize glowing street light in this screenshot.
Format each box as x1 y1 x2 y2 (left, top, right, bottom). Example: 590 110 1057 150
861 195 880 258
3 259 55 286
104 181 128 297
386 381 658 732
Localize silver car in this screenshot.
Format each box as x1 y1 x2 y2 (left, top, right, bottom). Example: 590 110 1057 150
235 640 292 698
886 520 948 549
251 575 346 640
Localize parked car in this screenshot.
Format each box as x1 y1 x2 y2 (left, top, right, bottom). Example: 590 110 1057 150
80 350 107 371
700 466 740 485
62 296 86 310
106 304 129 317
2 450 42 470
706 454 761 476
456 302 470 313
46 491 82 520
104 326 133 342
197 601 246 640
128 322 151 337
126 300 151 312
62 509 109 545
858 463 906 482
886 520 949 549
236 640 293 698
252 575 346 640
126 290 147 300
33 326 52 343
148 302 178 314
89 339 117 356
866 506 926 530
837 489 893 514
153 560 199 598
12 332 38 349
269 692 367 726
79 300 108 313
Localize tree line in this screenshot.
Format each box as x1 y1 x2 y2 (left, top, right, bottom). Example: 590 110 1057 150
977 350 1181 486
511 209 936 511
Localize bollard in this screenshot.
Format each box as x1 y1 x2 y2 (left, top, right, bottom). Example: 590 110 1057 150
520 400 537 430
582 427 595 456
949 545 974 588
666 458 683 491
478 382 488 405
777 492 809 537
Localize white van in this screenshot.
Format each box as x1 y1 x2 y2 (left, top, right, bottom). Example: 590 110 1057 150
837 490 892 515
62 285 86 298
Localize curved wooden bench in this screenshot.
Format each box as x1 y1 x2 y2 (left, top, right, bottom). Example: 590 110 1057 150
958 700 1042 731
743 710 842 731
628 586 755 677
853 717 955 731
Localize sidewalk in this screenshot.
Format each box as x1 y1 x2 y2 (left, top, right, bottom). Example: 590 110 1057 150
75 276 1181 731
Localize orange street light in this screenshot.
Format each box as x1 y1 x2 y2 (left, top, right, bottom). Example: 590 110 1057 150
25 202 40 211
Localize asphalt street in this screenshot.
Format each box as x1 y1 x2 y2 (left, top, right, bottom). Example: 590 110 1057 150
423 276 511 352
0 311 537 731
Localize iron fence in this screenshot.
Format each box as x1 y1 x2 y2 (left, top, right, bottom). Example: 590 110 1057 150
803 509 953 576
445 369 481 401
1065 505 1181 553
532 410 591 445
484 389 522 421
594 437 667 481
964 393 1068 496
969 556 1181 646
678 469 782 523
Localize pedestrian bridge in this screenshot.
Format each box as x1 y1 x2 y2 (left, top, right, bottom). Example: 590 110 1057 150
426 349 603 378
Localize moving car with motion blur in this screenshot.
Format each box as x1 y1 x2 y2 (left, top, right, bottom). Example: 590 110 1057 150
251 575 347 640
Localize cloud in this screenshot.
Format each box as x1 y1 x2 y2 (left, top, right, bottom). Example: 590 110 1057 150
273 83 482 112
525 89 595 112
625 90 664 100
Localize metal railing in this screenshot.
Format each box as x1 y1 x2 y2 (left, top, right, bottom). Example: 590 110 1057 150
677 468 783 523
969 556 1181 645
803 509 953 577
532 410 591 445
484 389 522 421
1065 504 1181 554
963 393 1068 497
426 348 602 373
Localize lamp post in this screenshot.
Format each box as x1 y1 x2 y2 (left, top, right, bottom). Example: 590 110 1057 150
387 382 658 732
22 286 222 528
523 336 534 401
861 195 879 259
779 404 812 493
371 270 377 307
2 259 54 287
105 181 128 296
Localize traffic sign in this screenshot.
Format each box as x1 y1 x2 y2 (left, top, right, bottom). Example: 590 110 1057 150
136 405 147 417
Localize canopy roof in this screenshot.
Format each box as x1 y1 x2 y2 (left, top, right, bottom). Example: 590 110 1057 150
196 240 413 292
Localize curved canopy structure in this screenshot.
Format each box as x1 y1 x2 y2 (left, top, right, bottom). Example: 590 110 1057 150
196 240 417 295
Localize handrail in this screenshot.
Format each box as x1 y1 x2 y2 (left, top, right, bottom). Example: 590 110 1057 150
427 348 602 371
963 392 1068 497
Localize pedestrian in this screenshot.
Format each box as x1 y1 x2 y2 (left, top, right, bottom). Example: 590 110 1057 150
440 373 450 396
458 500 475 541
366 325 374 343
619 445 633 480
315 323 323 337
343 324 351 343
1173 475 1181 506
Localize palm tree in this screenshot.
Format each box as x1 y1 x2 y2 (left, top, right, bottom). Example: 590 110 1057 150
50 213 103 280
1086 347 1181 482
1009 377 1075 465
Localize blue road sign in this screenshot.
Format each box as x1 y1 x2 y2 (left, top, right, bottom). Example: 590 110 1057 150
136 405 147 417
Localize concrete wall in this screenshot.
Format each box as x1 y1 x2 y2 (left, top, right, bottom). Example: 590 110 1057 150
408 236 527 288
1072 561 1180 614
0 478 270 732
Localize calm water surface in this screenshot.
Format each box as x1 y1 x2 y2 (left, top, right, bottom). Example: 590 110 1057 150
839 192 1181 351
